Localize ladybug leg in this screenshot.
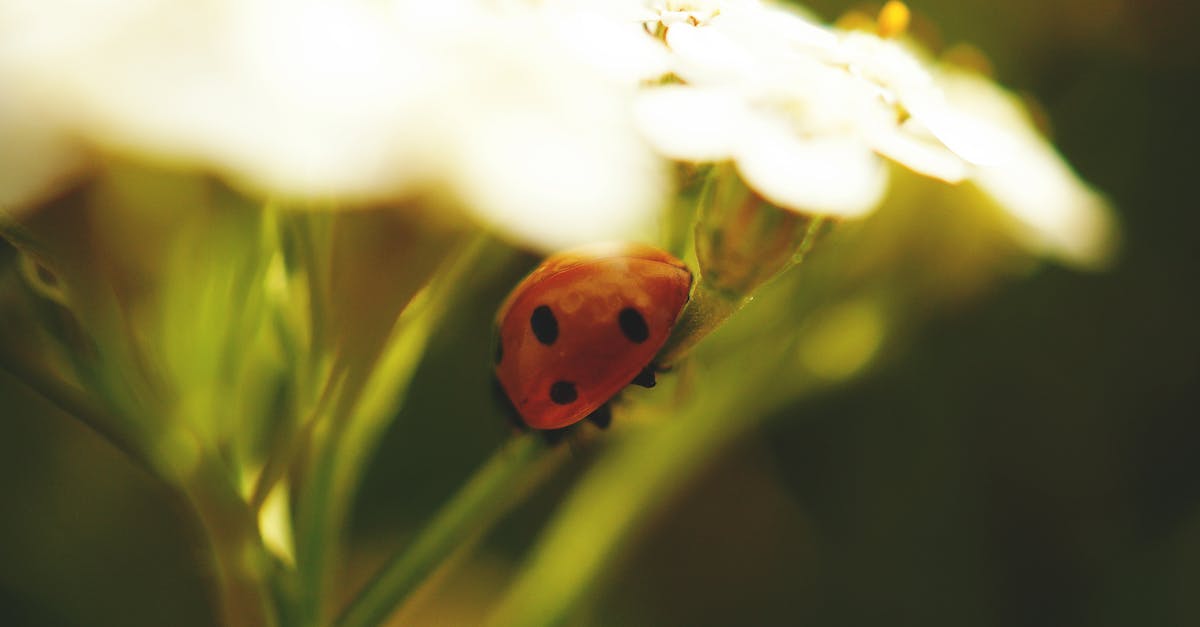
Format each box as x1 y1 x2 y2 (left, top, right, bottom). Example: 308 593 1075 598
630 365 656 389
540 427 572 445
586 403 613 430
491 376 528 432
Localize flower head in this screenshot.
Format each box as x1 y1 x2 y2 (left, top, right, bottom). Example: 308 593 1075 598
0 0 1114 262
0 0 669 251
626 0 1113 263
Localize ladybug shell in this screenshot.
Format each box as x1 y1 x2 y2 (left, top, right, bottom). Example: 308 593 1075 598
494 243 691 430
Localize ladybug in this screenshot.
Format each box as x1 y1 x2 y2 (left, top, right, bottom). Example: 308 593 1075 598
492 242 692 435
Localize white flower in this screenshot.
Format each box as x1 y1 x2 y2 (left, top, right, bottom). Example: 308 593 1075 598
626 0 1113 263
1 0 433 199
0 0 669 251
0 0 1115 261
634 3 980 214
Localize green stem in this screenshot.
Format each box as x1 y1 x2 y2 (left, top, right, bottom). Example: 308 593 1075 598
0 343 158 476
785 215 829 272
487 341 802 626
658 215 829 367
656 280 742 368
183 455 278 627
485 367 775 626
335 435 558 627
249 376 338 513
294 233 495 626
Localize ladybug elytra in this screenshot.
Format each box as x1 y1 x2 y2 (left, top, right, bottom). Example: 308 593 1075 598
493 243 692 432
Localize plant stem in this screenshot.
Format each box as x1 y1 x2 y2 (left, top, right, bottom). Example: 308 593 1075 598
0 343 159 476
292 233 492 626
183 455 278 627
486 344 799 627
335 435 558 627
658 215 829 367
656 280 742 368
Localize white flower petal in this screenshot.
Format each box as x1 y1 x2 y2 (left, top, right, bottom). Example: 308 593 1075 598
442 19 668 250
453 111 666 250
551 12 671 84
735 117 887 217
974 146 1116 267
709 3 837 59
938 70 1116 265
909 99 1020 167
634 86 747 161
833 33 935 105
869 124 968 183
665 22 760 85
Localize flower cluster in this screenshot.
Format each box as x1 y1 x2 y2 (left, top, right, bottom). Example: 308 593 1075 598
1 0 1111 261
624 0 1113 263
0 0 664 250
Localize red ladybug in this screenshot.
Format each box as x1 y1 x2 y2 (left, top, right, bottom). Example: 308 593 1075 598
493 243 692 432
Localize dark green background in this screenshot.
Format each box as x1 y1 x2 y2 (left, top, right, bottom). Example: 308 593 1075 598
2 1 1197 625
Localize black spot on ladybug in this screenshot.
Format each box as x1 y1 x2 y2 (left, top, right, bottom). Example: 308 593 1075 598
549 380 577 405
494 336 504 365
618 307 649 343
531 305 558 345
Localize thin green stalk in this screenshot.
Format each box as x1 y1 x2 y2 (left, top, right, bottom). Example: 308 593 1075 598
487 425 721 627
785 215 829 271
293 233 493 626
656 280 741 367
0 343 158 476
183 455 279 627
5 344 279 627
248 373 339 512
487 347 795 626
335 435 559 627
659 214 830 367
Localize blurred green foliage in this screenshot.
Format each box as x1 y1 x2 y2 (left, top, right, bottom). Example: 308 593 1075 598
2 1 1198 626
